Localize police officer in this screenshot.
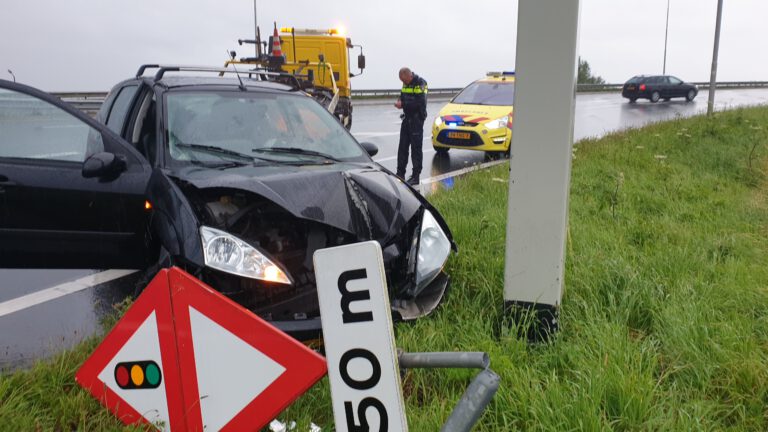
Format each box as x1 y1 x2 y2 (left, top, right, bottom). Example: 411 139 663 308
395 67 428 185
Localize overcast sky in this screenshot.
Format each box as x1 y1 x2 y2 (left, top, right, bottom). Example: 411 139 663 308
1 0 766 92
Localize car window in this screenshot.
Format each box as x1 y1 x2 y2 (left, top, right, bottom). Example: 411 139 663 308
106 85 138 134
452 81 515 105
0 88 103 162
165 90 366 164
669 77 682 85
627 76 641 84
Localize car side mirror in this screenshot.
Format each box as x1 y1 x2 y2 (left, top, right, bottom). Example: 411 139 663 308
360 141 378 157
358 54 366 70
83 152 127 179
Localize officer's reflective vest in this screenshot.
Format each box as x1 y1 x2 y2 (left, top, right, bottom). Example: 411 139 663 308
400 74 428 118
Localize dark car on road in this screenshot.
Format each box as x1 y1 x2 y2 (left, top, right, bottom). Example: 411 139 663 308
0 65 455 340
622 75 698 103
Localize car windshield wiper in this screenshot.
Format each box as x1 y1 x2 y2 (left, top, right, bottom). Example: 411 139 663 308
252 147 342 162
190 160 250 169
176 143 256 162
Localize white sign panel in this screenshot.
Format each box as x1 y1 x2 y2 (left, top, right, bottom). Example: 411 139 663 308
314 241 408 432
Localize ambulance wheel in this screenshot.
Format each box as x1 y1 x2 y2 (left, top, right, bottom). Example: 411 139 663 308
485 150 508 160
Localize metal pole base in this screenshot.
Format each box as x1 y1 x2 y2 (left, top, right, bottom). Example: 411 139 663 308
503 300 559 343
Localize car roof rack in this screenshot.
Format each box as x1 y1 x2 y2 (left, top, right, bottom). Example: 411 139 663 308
134 64 301 91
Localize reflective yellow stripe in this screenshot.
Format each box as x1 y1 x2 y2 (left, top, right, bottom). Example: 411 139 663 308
401 86 428 94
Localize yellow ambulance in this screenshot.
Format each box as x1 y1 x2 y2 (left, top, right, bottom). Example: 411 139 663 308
432 72 515 158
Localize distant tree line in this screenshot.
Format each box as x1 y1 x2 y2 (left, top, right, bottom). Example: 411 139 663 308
578 58 605 85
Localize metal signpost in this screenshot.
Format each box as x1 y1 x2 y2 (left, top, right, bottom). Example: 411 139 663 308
76 267 326 431
503 0 581 340
315 241 500 432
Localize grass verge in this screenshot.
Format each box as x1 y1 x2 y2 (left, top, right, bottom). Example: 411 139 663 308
2 107 768 430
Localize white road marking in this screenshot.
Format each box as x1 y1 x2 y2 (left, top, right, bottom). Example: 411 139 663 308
418 158 508 190
375 148 436 163
29 151 79 159
353 132 400 138
41 124 86 130
0 269 138 317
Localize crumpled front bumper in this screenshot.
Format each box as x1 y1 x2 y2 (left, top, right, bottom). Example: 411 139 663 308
268 271 451 341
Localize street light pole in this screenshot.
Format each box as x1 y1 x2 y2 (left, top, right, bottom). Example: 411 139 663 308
253 0 259 58
663 0 670 75
7 69 15 83
707 0 724 116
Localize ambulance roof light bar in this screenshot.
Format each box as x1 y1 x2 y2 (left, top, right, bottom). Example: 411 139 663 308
486 71 516 77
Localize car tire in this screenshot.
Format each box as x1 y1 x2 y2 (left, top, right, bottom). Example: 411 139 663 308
629 97 637 103
663 98 671 102
686 89 697 102
485 151 507 160
650 91 661 103
434 146 449 154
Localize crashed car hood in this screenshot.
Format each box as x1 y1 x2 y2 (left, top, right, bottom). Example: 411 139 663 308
170 163 426 243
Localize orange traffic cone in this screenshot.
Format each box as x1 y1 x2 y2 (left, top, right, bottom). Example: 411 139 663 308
271 22 283 57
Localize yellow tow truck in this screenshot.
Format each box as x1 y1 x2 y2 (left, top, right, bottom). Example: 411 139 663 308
226 24 365 129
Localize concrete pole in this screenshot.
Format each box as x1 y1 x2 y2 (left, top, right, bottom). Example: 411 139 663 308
707 0 725 116
503 0 581 340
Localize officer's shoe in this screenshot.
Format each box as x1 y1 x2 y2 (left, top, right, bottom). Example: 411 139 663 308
406 175 420 186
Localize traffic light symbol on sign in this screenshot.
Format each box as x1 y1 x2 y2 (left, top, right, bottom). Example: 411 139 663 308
115 361 162 389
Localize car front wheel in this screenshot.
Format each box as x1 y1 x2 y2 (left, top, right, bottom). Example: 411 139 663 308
434 146 449 154
686 89 697 102
650 91 661 103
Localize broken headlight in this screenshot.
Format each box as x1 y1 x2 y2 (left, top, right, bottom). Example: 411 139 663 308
415 210 451 290
200 226 291 284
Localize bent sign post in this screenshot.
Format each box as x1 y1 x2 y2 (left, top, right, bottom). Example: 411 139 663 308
76 267 326 431
315 241 409 432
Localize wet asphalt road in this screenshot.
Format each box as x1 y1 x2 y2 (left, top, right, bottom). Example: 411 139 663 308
357 88 768 178
2 88 768 370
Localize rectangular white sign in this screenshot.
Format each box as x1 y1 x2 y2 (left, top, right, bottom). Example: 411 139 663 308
314 241 408 432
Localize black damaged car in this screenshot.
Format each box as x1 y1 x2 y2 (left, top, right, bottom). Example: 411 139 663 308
0 65 455 339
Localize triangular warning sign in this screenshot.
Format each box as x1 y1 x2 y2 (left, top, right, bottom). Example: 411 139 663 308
75 269 186 431
76 267 327 432
168 269 327 431
188 306 286 431
96 311 172 426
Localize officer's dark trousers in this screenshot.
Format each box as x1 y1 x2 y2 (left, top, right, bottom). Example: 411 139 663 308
396 115 424 178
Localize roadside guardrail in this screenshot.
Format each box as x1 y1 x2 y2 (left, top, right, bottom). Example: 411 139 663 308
54 81 768 116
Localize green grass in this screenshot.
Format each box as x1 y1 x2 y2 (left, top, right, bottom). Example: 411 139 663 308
2 107 767 431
